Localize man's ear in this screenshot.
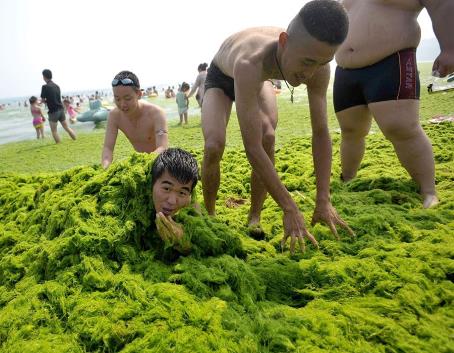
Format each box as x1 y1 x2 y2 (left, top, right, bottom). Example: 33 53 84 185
278 32 289 49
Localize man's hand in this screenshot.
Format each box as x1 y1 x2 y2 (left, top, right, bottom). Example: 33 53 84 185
281 209 319 255
432 50 454 78
156 212 191 254
311 201 355 240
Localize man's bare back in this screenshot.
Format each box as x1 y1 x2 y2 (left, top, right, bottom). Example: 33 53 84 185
336 0 423 68
213 27 283 79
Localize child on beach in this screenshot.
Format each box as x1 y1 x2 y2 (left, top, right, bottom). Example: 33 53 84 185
176 82 190 125
63 99 78 124
101 70 168 169
29 96 45 139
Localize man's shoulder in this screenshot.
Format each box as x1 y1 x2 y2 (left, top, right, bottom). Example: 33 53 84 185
141 100 165 117
107 108 122 122
44 81 59 90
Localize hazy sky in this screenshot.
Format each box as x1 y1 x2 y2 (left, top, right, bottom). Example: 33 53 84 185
0 0 437 99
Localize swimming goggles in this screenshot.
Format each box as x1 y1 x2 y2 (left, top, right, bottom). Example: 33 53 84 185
111 78 137 87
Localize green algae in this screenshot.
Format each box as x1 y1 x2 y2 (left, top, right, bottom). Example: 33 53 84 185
0 124 454 352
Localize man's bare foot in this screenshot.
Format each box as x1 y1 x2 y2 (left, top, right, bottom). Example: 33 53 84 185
423 194 439 208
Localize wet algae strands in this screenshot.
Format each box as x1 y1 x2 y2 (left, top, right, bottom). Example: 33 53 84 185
0 124 454 352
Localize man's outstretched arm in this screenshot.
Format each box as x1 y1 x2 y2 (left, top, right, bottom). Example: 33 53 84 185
423 0 454 77
101 112 118 169
234 60 318 252
307 65 354 238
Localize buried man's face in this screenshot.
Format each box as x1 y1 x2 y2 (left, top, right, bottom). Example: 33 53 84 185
152 171 193 217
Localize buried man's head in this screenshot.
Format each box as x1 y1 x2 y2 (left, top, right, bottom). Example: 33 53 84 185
151 148 199 217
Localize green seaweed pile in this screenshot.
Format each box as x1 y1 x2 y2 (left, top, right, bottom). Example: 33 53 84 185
1 124 453 352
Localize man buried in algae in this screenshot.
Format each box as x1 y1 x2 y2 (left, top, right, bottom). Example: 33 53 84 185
150 148 243 257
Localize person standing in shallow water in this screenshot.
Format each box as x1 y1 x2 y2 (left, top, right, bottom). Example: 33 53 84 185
101 70 168 169
176 82 190 125
334 0 454 209
201 0 354 254
29 96 46 139
40 69 76 144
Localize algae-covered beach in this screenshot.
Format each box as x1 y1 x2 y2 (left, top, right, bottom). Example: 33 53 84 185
1 63 453 352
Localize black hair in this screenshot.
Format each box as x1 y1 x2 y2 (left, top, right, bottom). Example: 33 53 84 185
42 69 52 80
295 0 348 45
197 63 208 71
151 148 199 191
113 70 140 89
181 82 190 91
29 96 37 104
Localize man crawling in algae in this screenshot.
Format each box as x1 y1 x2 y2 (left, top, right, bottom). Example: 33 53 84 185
101 71 168 169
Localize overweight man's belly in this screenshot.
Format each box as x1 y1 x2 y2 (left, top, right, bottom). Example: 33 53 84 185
336 3 421 68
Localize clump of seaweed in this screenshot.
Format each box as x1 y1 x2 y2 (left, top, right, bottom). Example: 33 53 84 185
1 124 453 352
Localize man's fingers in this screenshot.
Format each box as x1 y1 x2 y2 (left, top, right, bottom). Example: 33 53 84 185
157 213 176 240
290 235 296 255
335 217 356 238
156 217 169 241
328 222 340 241
343 222 356 238
280 234 289 253
298 235 305 253
159 214 176 234
304 230 319 249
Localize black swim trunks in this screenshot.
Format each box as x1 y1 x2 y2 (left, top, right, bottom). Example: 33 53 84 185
334 48 420 112
48 109 66 123
204 62 235 101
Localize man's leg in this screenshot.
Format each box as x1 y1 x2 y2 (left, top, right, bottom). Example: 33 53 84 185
336 105 372 181
369 100 437 208
60 120 76 140
49 121 61 143
248 81 278 227
201 88 232 215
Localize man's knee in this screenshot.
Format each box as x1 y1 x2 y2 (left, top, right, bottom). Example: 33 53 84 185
262 131 275 152
341 125 369 140
204 139 225 161
380 121 421 141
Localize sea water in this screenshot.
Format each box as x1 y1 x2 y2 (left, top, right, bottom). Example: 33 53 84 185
0 95 197 145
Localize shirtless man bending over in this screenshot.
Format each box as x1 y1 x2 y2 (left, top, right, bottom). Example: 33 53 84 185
334 0 454 208
102 71 168 169
202 0 354 253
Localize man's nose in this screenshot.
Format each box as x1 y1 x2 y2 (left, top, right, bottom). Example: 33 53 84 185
167 192 177 205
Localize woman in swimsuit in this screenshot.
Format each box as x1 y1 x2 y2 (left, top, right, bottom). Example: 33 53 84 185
29 96 45 139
